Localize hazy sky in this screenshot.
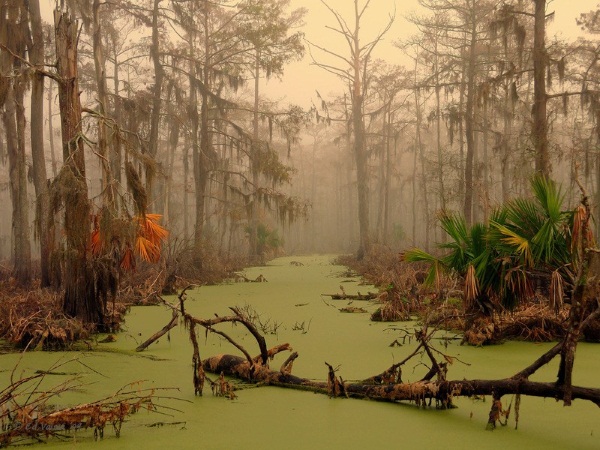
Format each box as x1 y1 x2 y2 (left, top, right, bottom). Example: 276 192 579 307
270 0 596 108
39 0 596 108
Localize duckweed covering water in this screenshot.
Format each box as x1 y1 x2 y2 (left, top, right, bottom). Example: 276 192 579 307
1 255 599 449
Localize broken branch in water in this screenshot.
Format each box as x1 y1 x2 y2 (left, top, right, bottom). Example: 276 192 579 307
167 269 600 430
135 309 179 352
0 357 181 446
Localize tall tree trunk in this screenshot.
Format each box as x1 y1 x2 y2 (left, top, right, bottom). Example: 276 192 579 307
501 82 513 202
47 80 58 178
482 94 490 222
55 10 102 327
93 0 116 213
533 0 549 176
463 7 477 226
2 83 31 284
434 36 445 213
382 112 393 244
193 4 211 267
248 48 261 263
458 52 467 206
353 2 370 259
413 55 430 251
183 134 190 240
0 1 31 284
165 98 179 229
112 46 122 184
147 0 164 202
375 98 387 242
28 0 50 286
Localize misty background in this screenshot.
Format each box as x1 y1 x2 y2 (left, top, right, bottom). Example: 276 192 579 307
0 0 597 271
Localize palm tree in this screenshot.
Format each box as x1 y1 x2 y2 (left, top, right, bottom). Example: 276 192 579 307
405 176 575 315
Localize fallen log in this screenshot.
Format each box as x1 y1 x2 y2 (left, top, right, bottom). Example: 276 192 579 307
163 250 600 430
202 353 600 408
322 292 377 300
186 305 600 415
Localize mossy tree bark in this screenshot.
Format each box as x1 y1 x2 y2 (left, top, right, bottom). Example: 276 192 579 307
54 10 104 327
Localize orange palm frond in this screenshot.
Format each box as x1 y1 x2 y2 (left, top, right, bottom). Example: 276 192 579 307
90 229 103 255
137 214 169 244
120 247 136 271
135 236 161 263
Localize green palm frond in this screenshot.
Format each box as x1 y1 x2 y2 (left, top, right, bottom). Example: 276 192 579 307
404 176 577 314
438 211 469 247
504 197 543 237
436 212 473 272
403 248 438 264
489 206 508 225
403 249 444 288
531 175 564 222
490 221 534 267
469 223 488 257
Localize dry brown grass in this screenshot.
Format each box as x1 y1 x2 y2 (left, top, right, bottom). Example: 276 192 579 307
0 358 176 446
0 243 247 350
0 286 89 350
341 246 571 343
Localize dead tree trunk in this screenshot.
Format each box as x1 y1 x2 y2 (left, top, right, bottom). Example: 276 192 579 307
54 10 102 327
28 0 51 287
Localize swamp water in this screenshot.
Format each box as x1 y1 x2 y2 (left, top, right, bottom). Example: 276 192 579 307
1 255 599 449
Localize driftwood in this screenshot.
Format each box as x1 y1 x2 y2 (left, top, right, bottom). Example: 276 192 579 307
135 309 178 352
322 285 377 301
232 273 268 283
199 323 600 431
173 292 600 428
201 352 600 407
0 358 176 446
134 284 199 352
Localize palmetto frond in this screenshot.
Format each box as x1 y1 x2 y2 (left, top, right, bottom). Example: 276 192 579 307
135 214 168 264
491 222 534 267
138 214 169 244
531 175 564 222
406 176 583 314
403 248 444 289
135 236 161 264
120 246 136 271
90 229 103 255
438 211 471 272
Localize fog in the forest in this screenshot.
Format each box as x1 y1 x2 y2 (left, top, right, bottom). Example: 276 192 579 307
0 0 596 271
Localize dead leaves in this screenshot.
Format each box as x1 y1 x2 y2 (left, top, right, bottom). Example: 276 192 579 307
89 213 168 268
0 363 172 446
487 398 511 430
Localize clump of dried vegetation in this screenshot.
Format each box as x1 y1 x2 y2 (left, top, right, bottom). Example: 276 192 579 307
0 239 245 351
0 287 90 350
339 246 575 344
0 357 175 447
337 246 440 323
